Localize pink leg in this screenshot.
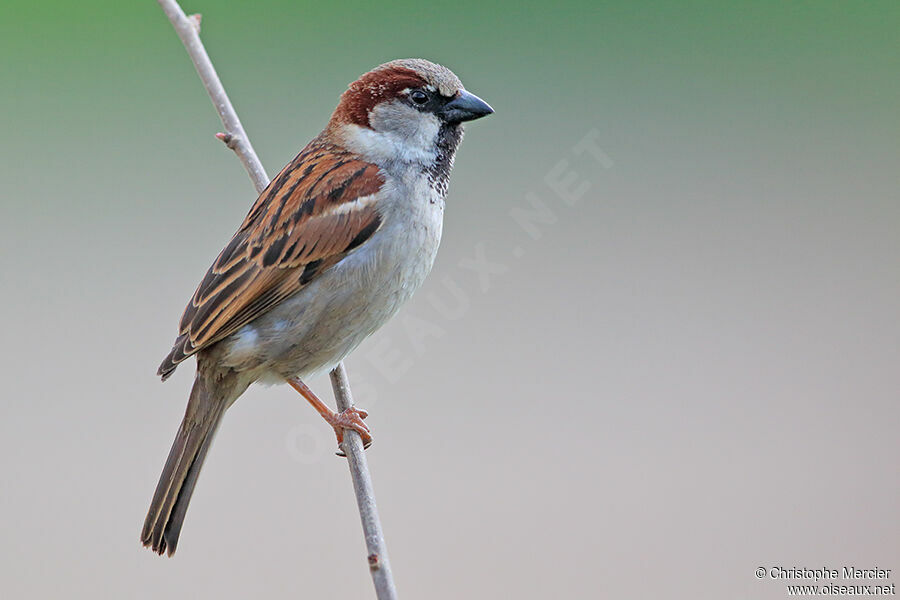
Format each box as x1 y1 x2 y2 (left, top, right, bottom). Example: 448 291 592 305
287 377 372 451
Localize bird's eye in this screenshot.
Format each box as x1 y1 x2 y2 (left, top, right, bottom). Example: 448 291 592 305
410 90 429 105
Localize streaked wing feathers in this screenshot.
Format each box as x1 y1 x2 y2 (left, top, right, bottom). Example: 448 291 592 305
158 141 384 379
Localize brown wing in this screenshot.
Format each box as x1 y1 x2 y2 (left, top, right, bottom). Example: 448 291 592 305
158 140 385 380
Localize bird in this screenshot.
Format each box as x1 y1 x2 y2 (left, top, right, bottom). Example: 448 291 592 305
141 59 493 556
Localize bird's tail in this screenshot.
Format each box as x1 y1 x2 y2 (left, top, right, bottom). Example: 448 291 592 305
141 367 242 556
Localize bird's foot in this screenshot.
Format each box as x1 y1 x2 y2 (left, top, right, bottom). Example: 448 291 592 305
286 377 372 457
326 406 372 456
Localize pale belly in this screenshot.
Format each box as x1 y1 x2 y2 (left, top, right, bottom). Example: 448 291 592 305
218 192 444 382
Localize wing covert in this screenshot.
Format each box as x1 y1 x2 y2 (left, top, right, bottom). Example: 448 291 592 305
158 141 384 379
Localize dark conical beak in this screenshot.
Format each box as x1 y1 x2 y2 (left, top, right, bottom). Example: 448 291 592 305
440 90 494 123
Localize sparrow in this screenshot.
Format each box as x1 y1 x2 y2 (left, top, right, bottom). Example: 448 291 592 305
141 59 493 556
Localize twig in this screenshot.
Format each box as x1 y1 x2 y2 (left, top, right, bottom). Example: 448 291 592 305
331 366 398 599
155 3 269 191
156 2 398 598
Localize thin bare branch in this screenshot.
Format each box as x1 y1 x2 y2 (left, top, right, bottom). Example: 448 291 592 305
156 1 269 192
331 365 399 599
155 2 398 597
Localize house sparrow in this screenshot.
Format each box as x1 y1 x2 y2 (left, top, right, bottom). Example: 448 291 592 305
141 59 493 556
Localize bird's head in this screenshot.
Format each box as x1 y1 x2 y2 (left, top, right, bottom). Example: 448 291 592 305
327 59 493 171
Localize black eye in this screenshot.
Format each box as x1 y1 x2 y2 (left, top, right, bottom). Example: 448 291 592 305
410 90 429 105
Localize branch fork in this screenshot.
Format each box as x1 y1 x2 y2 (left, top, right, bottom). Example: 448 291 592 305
215 131 238 149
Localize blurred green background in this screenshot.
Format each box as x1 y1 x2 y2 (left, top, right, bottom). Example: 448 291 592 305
1 1 898 598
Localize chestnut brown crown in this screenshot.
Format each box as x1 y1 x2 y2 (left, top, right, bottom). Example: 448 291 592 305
328 59 492 129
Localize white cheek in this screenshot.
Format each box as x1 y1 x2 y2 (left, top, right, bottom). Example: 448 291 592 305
340 102 441 167
393 110 441 152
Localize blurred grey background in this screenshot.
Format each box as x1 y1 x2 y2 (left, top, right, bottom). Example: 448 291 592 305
0 1 897 598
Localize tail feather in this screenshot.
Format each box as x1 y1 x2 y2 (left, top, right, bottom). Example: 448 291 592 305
142 370 233 556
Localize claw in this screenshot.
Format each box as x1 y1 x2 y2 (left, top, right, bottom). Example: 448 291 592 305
286 377 373 458
328 406 372 455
